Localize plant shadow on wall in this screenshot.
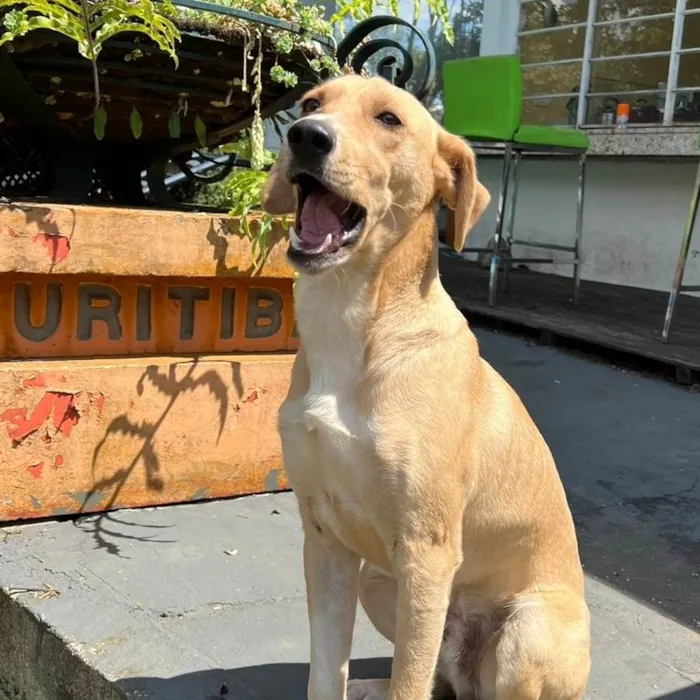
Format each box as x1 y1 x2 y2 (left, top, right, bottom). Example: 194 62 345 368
75 360 242 557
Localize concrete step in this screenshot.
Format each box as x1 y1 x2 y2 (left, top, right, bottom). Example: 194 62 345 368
1 493 699 700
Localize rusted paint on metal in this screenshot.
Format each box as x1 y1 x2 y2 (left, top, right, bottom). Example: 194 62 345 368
0 355 292 522
0 203 295 279
0 274 299 359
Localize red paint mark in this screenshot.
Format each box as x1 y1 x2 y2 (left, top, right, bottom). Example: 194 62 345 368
0 391 79 442
27 462 44 479
53 455 64 470
1 223 20 237
1 393 55 442
23 375 45 388
52 393 79 436
244 390 259 404
35 233 71 264
88 392 105 415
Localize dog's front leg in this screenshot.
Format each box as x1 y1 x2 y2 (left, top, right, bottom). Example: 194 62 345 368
303 522 361 700
389 541 459 700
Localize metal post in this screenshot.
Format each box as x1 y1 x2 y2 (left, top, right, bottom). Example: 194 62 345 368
576 0 598 127
573 153 587 304
502 150 522 292
662 158 700 341
489 143 513 307
663 0 687 126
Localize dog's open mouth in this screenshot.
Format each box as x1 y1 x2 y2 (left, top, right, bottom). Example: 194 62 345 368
289 173 366 261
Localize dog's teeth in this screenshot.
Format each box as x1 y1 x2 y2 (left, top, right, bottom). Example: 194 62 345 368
289 227 303 250
323 233 332 247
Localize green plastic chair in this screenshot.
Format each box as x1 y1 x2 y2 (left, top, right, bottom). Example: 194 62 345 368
442 55 590 307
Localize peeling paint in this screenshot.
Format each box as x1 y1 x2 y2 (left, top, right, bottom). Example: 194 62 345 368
245 390 259 403
53 455 64 470
68 490 106 511
52 393 79 436
88 391 105 415
265 469 282 492
35 233 71 264
27 462 44 479
1 393 55 442
23 373 67 388
30 496 42 509
191 487 209 501
1 391 79 442
1 223 19 237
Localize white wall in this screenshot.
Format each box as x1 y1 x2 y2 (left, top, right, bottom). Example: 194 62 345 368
466 156 700 294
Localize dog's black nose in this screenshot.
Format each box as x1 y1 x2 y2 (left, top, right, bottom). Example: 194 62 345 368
287 119 335 161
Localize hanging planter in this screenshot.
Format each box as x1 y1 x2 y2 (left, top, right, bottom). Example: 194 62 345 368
0 0 338 205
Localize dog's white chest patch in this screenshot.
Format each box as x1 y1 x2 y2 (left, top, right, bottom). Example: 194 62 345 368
295 272 370 452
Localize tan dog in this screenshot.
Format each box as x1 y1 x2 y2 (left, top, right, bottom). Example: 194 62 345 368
262 75 590 700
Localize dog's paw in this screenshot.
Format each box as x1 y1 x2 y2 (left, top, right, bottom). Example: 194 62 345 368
347 679 390 700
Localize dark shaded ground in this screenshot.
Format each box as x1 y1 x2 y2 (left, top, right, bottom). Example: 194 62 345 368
476 329 700 631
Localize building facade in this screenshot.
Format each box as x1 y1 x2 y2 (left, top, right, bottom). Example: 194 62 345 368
469 0 700 295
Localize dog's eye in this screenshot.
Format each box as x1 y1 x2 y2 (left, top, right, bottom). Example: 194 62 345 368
376 112 402 127
302 98 321 114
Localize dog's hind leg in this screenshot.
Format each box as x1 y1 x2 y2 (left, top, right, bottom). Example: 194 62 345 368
479 592 590 700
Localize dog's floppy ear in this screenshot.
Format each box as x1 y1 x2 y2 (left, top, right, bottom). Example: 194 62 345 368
434 130 490 252
262 149 296 215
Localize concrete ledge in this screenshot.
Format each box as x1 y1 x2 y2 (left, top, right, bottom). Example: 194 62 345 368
1 494 698 700
0 203 294 279
0 593 123 700
0 354 293 521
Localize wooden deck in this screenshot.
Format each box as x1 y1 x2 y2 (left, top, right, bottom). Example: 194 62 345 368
439 253 700 383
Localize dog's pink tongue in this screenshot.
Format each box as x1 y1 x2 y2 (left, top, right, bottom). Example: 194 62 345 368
299 191 345 245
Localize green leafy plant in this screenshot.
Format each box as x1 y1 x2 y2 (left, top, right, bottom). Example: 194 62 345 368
0 0 453 266
0 0 179 124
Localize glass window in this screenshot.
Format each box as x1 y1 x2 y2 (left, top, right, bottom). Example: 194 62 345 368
676 52 700 87
515 1 700 126
682 12 700 48
523 95 579 125
519 0 589 31
521 27 587 63
593 17 674 57
523 63 582 96
673 50 700 123
590 54 669 92
596 0 675 22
